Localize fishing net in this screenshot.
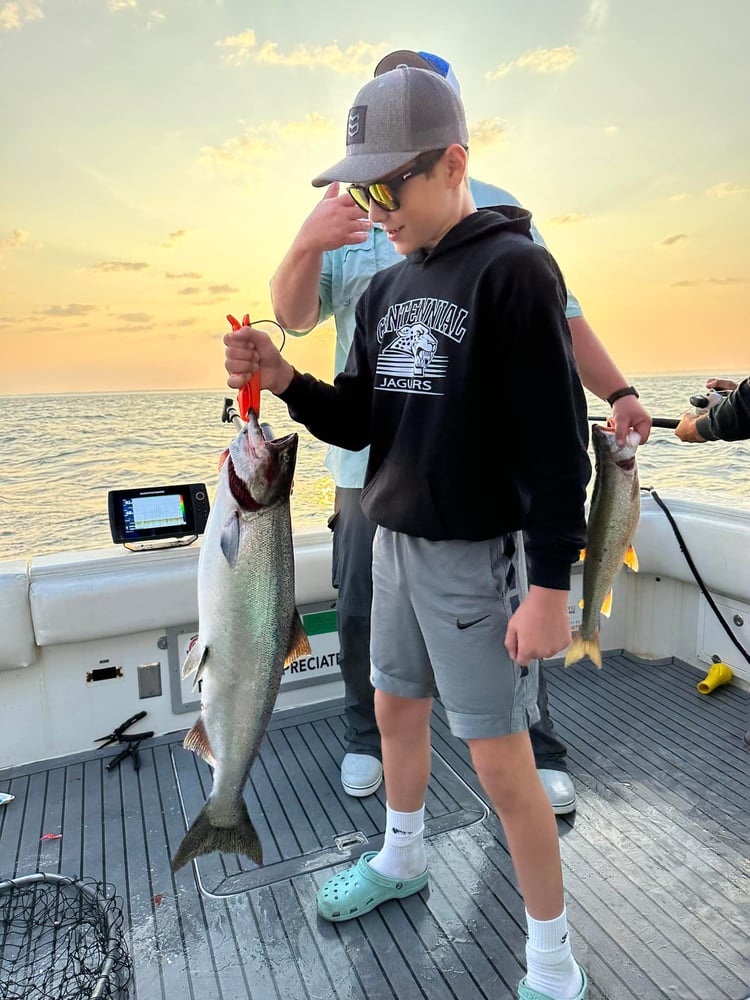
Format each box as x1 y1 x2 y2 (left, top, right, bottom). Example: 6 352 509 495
0 873 132 999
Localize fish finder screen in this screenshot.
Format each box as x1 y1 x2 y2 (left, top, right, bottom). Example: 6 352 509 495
108 483 209 545
124 493 187 534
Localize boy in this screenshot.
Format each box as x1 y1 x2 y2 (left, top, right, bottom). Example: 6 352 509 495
225 66 590 1000
269 47 650 810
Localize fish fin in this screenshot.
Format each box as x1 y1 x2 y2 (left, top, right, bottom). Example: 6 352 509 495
183 716 216 768
284 609 312 668
218 448 230 470
564 631 602 669
220 512 241 566
171 799 263 872
624 544 639 572
600 589 614 618
181 635 208 685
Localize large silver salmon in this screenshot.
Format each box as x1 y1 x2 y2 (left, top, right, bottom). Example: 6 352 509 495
171 409 311 872
565 424 640 669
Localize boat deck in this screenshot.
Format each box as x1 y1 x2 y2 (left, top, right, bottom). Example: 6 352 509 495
1 652 748 1000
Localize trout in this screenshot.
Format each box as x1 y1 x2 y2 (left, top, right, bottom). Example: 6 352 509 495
565 424 640 669
171 409 310 872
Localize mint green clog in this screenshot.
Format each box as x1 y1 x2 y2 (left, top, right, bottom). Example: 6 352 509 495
518 967 588 1000
317 851 429 922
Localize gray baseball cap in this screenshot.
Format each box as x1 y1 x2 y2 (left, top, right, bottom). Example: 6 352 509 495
311 65 468 188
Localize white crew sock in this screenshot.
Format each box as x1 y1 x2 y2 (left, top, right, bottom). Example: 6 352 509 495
368 804 426 879
525 907 584 999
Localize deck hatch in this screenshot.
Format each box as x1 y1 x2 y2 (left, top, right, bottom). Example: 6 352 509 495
170 702 488 897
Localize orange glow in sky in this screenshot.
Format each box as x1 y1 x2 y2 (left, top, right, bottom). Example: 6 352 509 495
1 1 746 395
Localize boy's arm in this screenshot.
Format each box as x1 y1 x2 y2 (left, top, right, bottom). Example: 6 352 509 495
504 247 591 590
270 183 372 332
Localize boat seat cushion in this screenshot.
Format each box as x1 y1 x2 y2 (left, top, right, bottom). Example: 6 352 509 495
29 547 200 646
0 560 37 669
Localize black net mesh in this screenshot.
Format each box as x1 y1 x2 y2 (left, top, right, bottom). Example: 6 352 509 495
0 873 132 1000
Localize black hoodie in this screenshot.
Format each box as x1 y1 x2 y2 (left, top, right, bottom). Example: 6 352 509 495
280 207 591 590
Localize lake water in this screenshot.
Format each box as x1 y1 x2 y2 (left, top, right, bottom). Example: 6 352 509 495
0 372 747 562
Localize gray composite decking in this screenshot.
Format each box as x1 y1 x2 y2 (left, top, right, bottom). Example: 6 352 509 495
1 652 748 1000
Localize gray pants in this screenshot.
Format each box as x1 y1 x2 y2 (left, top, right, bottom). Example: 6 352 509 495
330 487 569 769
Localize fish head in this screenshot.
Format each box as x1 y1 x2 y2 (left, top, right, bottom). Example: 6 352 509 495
592 423 641 470
227 408 298 510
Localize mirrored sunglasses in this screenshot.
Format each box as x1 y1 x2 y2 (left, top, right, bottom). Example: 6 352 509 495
347 148 447 213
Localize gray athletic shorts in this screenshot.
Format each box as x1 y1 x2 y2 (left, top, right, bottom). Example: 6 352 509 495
370 529 541 740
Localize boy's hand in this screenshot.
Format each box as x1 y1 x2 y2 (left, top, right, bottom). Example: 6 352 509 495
505 586 571 666
224 323 294 396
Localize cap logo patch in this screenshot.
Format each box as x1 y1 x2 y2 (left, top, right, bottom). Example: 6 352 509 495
346 106 366 146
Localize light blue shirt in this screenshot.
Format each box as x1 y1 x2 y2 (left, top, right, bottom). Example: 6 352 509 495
287 178 583 488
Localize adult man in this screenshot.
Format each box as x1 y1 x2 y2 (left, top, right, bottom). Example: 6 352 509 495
675 376 749 442
270 49 651 811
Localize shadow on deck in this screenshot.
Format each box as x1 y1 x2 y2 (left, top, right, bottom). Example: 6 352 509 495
1 653 748 999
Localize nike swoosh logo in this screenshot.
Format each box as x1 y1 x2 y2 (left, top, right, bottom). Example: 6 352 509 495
456 615 490 630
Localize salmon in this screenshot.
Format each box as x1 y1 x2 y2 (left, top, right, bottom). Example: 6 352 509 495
171 409 310 871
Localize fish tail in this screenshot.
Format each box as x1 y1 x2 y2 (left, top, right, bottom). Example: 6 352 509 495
171 800 263 872
564 631 603 669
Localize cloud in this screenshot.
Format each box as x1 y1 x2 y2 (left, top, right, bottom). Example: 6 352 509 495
705 181 747 198
117 312 153 323
671 277 745 288
216 31 384 73
584 0 609 31
36 304 98 317
659 234 688 246
207 284 238 295
92 260 149 272
2 228 29 248
162 229 190 249
166 271 203 279
485 46 578 80
200 113 332 171
668 193 690 202
468 118 508 150
0 1 43 31
547 213 589 226
603 125 620 136
178 287 202 296
108 0 136 11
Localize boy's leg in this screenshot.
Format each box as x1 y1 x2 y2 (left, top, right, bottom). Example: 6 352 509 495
470 733 586 1000
409 534 586 998
317 528 436 921
330 487 382 796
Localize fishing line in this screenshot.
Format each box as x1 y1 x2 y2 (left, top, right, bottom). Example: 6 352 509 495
644 487 750 665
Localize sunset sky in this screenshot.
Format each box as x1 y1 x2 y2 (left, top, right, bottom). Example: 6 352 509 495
1 0 747 395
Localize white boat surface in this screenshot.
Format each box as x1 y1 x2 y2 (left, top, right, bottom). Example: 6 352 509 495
1 490 748 999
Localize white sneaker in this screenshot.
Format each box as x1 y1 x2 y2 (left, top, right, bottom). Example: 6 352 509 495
538 769 577 815
341 753 383 797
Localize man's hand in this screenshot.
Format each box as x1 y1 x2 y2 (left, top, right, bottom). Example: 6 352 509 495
299 183 373 254
611 395 652 447
675 411 707 443
706 377 738 392
505 586 571 666
224 323 294 396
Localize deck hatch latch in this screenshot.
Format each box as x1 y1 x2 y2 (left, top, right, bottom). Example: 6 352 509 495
334 831 368 852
